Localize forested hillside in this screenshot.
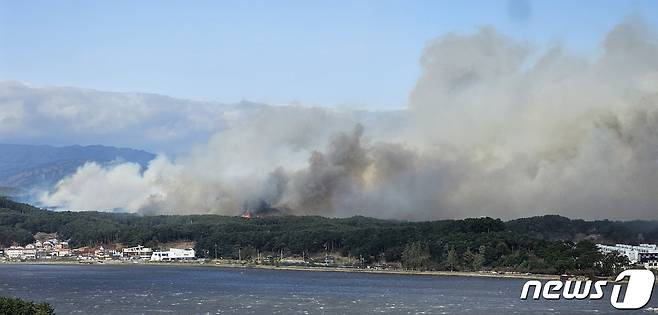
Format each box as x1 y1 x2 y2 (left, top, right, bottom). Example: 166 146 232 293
0 143 155 190
1 198 652 275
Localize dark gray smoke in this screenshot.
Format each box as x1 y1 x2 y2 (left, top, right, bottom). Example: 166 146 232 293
41 19 658 220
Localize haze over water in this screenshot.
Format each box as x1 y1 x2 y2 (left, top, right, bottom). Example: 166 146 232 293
0 264 655 314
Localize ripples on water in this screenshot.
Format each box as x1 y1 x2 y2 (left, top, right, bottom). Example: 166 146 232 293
0 264 656 314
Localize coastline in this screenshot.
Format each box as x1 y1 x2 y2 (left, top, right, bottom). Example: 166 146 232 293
0 260 560 281
207 263 562 280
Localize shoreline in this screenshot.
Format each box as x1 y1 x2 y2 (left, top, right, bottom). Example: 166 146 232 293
208 263 562 280
0 260 560 280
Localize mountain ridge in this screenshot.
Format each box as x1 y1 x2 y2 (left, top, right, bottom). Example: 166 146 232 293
0 143 155 190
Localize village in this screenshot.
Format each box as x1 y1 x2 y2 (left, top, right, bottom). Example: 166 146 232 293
0 238 384 269
0 235 404 271
0 236 196 263
0 233 359 268
1 232 657 275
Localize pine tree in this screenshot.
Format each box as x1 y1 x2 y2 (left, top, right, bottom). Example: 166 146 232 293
446 246 458 271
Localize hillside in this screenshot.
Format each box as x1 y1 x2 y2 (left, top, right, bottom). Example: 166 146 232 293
0 143 155 191
1 198 654 276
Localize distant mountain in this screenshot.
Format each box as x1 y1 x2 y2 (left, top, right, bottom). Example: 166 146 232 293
0 81 407 154
0 143 155 191
0 81 276 153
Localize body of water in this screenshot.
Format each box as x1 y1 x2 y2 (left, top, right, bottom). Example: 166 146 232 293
0 264 656 314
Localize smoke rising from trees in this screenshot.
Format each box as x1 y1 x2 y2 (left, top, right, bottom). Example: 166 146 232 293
41 20 658 220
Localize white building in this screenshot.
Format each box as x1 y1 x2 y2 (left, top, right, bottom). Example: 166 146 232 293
122 245 153 259
150 248 195 261
3 245 37 260
22 249 36 259
597 243 658 264
4 246 24 259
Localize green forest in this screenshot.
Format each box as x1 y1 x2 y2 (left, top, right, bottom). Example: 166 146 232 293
0 296 54 315
1 197 653 276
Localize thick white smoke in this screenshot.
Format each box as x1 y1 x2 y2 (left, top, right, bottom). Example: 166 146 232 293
41 20 658 220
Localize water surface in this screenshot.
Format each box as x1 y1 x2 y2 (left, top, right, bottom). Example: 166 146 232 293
0 264 655 314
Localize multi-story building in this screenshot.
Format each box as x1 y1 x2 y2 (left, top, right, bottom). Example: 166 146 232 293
4 246 24 259
150 248 195 261
123 245 153 259
596 243 658 264
3 238 72 260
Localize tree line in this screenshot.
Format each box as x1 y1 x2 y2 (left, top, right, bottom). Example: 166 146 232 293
1 198 652 276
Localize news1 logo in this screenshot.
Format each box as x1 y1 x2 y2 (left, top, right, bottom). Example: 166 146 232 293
520 270 656 310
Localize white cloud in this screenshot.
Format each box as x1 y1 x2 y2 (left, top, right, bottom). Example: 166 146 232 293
29 20 658 220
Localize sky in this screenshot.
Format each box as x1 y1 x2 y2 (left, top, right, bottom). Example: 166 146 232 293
1 0 658 110
4 1 658 219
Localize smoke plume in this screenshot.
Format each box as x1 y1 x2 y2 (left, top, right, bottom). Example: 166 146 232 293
41 20 658 220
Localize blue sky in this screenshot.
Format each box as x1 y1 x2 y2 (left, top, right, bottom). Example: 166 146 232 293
1 0 657 110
